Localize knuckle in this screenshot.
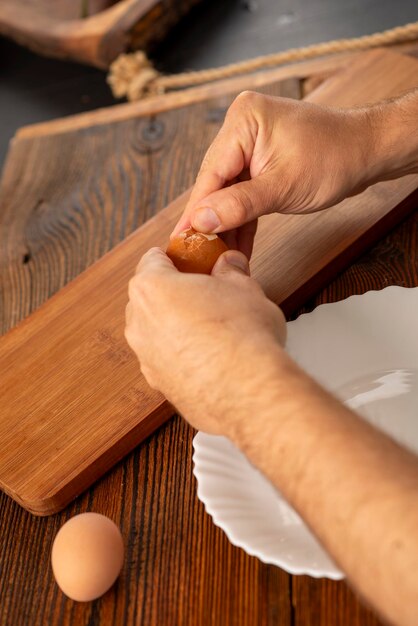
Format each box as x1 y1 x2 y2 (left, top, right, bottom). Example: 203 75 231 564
229 271 251 286
197 149 212 176
124 324 132 342
124 325 137 351
233 90 259 108
141 364 159 390
128 273 158 302
227 187 252 224
128 276 139 301
125 302 132 327
128 275 145 298
228 91 265 119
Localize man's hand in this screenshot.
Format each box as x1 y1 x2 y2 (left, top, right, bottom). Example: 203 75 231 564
125 90 418 626
125 247 286 437
172 92 374 256
172 89 418 258
125 247 418 626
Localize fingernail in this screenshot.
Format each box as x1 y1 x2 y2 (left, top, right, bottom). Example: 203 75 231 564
192 208 221 232
224 252 250 274
170 222 186 238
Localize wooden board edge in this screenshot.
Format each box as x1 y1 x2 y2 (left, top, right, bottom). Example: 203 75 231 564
12 400 173 516
2 47 418 515
9 45 418 141
0 189 189 344
13 55 357 140
9 184 418 516
280 188 418 315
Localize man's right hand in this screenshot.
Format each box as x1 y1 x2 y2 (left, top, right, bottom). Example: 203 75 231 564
171 91 377 257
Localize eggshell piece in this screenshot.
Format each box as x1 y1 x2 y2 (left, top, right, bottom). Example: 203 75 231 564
167 228 228 274
51 513 124 602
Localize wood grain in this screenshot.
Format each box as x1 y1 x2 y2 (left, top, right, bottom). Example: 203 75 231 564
1 49 418 516
0 415 293 626
16 43 418 139
0 0 201 68
14 43 418 141
1 51 417 626
0 77 301 514
2 195 414 626
15 53 360 140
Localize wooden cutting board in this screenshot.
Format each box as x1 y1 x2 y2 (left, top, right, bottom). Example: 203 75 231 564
1 49 418 515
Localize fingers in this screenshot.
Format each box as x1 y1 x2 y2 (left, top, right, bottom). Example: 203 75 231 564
126 249 176 353
189 174 276 234
211 250 250 277
171 94 258 237
125 301 133 325
218 220 258 259
134 247 177 276
237 219 258 260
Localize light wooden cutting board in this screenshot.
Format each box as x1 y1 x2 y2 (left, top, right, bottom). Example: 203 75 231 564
1 49 418 515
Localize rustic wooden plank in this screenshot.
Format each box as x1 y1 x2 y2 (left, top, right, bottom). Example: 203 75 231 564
1 50 417 626
0 78 301 514
0 0 201 68
0 77 300 332
0 414 293 626
10 43 418 139
2 169 414 626
10 44 418 141
14 53 360 140
1 50 418 516
1 49 418 516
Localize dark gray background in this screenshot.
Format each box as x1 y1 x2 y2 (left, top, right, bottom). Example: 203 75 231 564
1 0 417 171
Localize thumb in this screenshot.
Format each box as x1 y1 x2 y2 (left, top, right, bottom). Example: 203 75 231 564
211 250 250 277
191 174 276 234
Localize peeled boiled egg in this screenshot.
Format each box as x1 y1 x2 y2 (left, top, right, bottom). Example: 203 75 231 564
51 513 124 602
167 228 228 274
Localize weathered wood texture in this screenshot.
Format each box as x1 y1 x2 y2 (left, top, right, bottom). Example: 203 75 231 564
0 76 301 515
11 43 418 142
1 49 418 517
3 140 416 626
0 0 201 68
1 48 417 626
13 53 360 140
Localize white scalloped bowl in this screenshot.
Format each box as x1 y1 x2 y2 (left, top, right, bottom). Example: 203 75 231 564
193 287 418 579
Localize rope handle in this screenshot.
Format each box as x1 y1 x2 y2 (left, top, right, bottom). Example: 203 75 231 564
107 20 418 101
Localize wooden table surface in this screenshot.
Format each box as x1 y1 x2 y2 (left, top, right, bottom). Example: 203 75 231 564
3 199 417 626
1 173 417 626
1 69 418 626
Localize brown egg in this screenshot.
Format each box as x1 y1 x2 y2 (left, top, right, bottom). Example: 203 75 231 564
51 513 124 602
167 228 228 274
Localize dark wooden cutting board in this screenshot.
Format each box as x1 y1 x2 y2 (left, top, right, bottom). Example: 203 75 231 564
1 49 418 515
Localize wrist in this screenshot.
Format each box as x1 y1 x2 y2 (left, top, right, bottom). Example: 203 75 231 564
228 347 312 452
364 94 418 184
228 349 351 488
223 341 289 443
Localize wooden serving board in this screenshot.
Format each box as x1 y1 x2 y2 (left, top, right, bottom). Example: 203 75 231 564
1 49 418 515
0 0 201 67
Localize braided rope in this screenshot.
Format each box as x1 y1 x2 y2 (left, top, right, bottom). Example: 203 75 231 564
107 21 418 101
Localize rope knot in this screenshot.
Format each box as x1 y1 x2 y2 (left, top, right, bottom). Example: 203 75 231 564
107 51 161 101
